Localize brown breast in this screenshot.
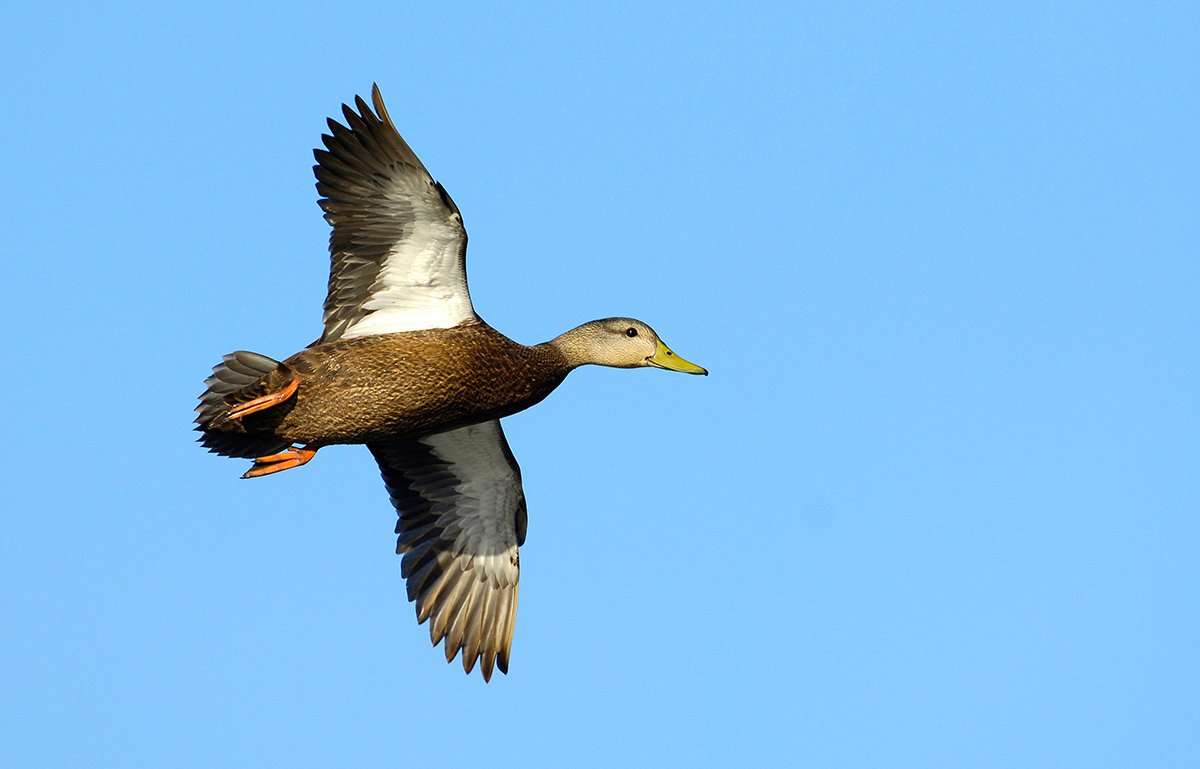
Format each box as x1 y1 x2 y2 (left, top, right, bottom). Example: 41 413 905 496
273 323 569 446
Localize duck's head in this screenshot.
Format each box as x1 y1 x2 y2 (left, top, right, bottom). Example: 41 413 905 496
551 318 707 375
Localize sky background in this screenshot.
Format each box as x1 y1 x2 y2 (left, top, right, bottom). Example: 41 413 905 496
2 2 1197 767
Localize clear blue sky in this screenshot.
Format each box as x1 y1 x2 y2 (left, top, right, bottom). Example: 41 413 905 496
2 2 1196 767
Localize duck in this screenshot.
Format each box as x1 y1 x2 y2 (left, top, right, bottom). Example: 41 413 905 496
195 84 706 682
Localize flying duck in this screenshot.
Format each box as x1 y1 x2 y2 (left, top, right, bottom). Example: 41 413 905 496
195 84 706 681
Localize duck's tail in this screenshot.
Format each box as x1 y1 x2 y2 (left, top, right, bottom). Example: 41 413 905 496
195 351 297 458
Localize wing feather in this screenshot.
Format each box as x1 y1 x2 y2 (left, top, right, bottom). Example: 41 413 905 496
370 420 524 682
314 84 475 343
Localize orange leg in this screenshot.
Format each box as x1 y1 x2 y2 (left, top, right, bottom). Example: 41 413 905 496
227 375 300 421
241 445 318 479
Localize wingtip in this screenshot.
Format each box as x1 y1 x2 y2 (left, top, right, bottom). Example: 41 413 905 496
371 83 395 129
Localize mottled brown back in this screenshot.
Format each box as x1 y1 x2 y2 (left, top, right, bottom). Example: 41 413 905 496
206 323 569 451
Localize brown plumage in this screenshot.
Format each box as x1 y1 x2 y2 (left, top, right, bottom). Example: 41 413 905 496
194 84 706 682
201 323 568 453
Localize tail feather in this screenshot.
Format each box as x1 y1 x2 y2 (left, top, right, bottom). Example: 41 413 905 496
195 351 294 458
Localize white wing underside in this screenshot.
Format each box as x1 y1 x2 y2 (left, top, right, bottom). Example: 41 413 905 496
338 229 474 338
314 86 476 342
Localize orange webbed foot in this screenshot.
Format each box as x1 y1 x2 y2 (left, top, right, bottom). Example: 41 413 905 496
226 375 299 421
241 445 318 479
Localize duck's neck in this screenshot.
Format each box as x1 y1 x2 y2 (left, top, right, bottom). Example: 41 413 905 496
544 326 595 369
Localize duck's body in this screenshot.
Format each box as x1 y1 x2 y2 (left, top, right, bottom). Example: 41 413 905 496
195 84 705 682
248 324 569 447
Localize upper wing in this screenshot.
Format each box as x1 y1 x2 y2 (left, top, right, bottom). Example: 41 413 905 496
369 420 526 682
313 84 476 343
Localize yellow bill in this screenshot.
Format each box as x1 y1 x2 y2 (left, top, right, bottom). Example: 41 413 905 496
647 339 708 375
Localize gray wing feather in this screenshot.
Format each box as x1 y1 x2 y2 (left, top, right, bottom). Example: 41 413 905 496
370 420 525 682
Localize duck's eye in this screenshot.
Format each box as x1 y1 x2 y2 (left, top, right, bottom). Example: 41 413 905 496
626 328 638 338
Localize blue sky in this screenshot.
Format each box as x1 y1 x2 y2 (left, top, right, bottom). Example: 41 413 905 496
2 2 1197 767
